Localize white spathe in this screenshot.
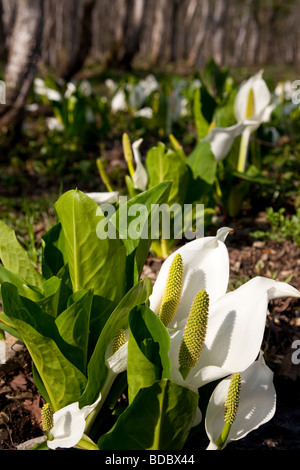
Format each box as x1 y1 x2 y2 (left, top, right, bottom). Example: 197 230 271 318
47 395 102 450
205 352 276 450
132 138 148 191
203 121 256 162
149 227 232 330
149 227 300 390
234 70 275 133
168 276 300 390
86 192 119 205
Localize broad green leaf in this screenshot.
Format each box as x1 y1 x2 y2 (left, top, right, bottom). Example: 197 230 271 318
212 88 237 128
127 304 171 404
0 220 44 289
110 181 171 287
1 283 87 411
146 143 189 207
0 265 43 302
36 276 61 318
186 140 217 185
98 379 198 450
231 167 272 185
111 181 171 256
202 57 229 101
55 264 73 315
55 289 93 374
55 190 127 302
198 85 217 124
193 87 209 140
41 222 66 279
0 313 21 340
79 278 152 407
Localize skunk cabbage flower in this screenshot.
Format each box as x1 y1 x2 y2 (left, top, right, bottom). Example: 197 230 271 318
234 71 275 172
34 78 62 102
234 70 274 131
86 191 119 205
46 396 101 450
46 330 128 450
168 275 300 391
149 227 232 330
111 89 127 113
84 329 129 435
132 138 148 191
129 84 145 110
134 107 153 119
203 121 256 162
45 117 64 132
139 74 159 97
149 227 300 390
205 352 276 450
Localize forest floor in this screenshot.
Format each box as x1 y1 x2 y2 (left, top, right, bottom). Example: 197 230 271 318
0 214 299 451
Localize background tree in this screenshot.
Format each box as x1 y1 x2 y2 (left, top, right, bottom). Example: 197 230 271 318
0 0 43 134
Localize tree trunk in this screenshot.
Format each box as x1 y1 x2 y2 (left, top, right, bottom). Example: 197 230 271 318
149 0 168 65
105 0 146 69
0 1 6 60
169 0 181 63
211 0 227 65
186 0 210 67
60 0 96 81
232 0 253 67
0 0 43 133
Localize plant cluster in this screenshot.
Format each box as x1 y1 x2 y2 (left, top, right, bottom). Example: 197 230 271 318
0 60 300 451
0 188 299 450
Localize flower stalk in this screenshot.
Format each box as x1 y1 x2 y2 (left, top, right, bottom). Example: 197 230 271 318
237 88 254 173
96 157 114 192
122 132 135 179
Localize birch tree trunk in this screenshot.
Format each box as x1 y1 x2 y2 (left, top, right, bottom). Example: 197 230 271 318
186 0 210 67
61 0 96 80
211 0 228 65
232 0 254 67
0 0 43 132
149 0 168 64
104 0 146 69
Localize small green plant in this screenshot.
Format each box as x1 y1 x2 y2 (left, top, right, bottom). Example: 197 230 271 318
251 207 300 246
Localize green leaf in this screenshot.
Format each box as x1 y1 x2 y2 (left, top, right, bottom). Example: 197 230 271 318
0 220 44 289
98 379 198 450
202 57 229 100
0 313 21 340
41 222 66 279
146 143 189 207
193 87 209 140
212 88 237 128
127 304 171 404
55 189 127 302
55 289 93 374
186 140 217 185
79 278 152 407
55 264 73 315
1 283 87 411
36 276 61 318
110 181 171 287
0 265 43 302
